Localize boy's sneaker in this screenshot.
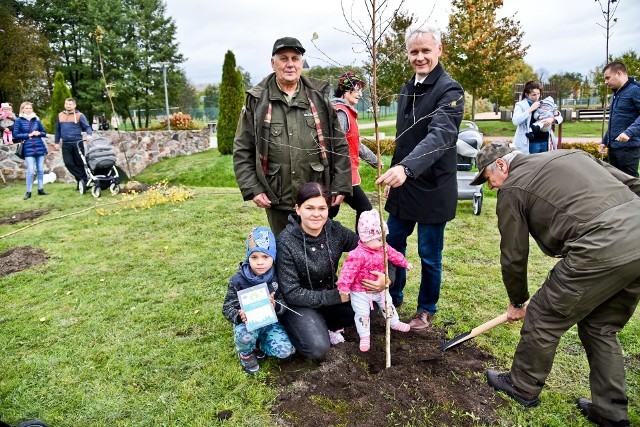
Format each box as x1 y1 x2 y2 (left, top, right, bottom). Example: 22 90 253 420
253 347 266 360
237 351 260 375
525 132 535 140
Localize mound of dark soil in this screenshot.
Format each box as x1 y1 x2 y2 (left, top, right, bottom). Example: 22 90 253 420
272 318 505 426
0 209 50 225
0 246 49 277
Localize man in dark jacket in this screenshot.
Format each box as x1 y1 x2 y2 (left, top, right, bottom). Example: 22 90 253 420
472 143 640 427
376 25 464 330
599 61 640 177
233 37 352 236
54 98 93 189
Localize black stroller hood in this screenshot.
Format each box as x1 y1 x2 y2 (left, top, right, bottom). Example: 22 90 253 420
86 137 116 171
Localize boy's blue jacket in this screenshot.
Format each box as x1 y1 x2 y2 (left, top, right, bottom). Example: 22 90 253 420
222 263 286 325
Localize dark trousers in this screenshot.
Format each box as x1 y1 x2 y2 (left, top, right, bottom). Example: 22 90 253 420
386 214 446 314
511 257 640 421
279 303 356 360
265 208 293 237
608 147 640 178
329 184 373 231
62 140 87 181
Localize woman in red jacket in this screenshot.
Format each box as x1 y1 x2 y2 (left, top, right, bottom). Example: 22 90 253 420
329 72 380 230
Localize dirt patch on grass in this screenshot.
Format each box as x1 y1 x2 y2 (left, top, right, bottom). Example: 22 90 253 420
0 209 51 225
272 318 505 426
0 246 49 277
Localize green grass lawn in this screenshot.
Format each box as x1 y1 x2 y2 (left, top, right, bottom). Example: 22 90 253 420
0 153 638 426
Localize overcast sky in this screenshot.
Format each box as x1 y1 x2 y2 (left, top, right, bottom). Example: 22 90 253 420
164 0 640 87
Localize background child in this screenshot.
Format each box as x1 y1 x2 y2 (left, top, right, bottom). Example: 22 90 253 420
222 226 294 374
526 96 558 139
337 210 413 352
0 103 16 144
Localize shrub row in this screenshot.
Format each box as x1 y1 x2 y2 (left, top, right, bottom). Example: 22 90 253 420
360 138 396 156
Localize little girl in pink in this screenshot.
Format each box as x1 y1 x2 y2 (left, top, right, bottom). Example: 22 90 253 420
337 209 413 351
0 103 16 144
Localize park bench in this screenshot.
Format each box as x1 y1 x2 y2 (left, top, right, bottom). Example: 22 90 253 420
576 108 610 121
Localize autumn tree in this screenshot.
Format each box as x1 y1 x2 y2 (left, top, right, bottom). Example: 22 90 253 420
549 72 583 106
492 59 537 110
217 51 244 155
444 0 527 120
364 9 415 106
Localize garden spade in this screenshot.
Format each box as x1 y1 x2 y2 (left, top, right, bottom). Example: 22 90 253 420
439 312 509 352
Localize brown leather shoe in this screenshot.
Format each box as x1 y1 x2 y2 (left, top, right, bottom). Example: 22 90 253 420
576 398 630 427
486 370 539 407
408 311 434 330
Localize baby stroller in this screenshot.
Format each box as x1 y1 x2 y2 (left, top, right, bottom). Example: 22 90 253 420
77 137 121 198
456 120 484 215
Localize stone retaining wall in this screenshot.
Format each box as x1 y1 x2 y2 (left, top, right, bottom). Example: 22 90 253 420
0 129 210 183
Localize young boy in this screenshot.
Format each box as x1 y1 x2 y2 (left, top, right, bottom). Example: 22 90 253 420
222 226 294 374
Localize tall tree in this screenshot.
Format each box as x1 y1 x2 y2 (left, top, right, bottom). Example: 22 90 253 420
492 59 537 110
0 0 52 108
549 72 583 106
49 71 72 131
17 0 183 129
444 0 528 120
217 50 244 155
364 9 415 106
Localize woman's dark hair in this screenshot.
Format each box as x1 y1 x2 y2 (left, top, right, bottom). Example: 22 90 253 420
295 182 331 207
521 81 542 100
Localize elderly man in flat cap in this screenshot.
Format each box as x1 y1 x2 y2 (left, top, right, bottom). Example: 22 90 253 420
474 143 640 427
233 36 351 236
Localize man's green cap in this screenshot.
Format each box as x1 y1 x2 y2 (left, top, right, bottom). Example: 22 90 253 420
470 142 514 186
272 37 306 56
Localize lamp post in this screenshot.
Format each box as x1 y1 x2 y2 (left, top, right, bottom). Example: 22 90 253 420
158 62 171 130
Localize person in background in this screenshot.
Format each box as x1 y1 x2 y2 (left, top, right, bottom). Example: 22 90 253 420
54 98 93 190
222 226 294 375
329 71 380 230
512 81 562 154
525 96 559 142
233 36 352 236
470 143 640 427
375 25 464 331
0 102 16 144
110 113 120 132
599 61 640 178
13 102 49 200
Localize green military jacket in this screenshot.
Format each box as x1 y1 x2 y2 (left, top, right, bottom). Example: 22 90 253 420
233 73 352 210
496 150 640 305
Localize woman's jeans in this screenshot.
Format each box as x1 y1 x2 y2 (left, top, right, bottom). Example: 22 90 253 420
25 155 45 192
529 141 548 154
386 214 446 315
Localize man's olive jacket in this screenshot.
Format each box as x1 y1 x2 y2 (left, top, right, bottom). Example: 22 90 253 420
497 150 640 305
233 73 352 210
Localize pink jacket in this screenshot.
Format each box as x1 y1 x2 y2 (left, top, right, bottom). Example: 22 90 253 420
337 241 409 293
